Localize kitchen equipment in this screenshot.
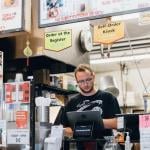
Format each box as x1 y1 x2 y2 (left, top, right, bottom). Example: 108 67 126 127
37 106 49 123
100 75 119 97
35 97 51 122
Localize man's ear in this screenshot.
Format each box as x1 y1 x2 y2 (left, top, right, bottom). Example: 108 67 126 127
92 72 95 78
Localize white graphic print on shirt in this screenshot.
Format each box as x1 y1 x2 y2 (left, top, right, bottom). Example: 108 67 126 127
76 99 103 115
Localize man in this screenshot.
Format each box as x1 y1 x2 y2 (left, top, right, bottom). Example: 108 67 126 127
61 64 121 150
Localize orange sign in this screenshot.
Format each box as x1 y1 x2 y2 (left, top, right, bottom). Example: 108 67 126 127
93 21 124 44
18 81 30 103
5 81 30 103
16 111 28 128
5 83 17 103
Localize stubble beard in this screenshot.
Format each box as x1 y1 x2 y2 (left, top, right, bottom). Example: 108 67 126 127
79 85 94 94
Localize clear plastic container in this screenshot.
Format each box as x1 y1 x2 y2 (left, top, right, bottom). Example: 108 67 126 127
103 136 121 150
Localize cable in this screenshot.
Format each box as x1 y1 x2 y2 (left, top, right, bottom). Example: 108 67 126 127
120 63 127 113
124 22 148 93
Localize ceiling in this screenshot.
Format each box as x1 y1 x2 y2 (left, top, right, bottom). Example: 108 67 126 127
88 11 150 73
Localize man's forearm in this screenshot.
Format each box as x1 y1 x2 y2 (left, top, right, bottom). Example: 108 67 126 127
103 118 117 129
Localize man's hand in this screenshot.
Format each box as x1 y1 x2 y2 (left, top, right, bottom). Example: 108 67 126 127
64 127 73 138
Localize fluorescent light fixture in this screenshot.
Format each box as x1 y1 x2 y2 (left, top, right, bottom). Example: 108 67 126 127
90 53 150 64
111 13 139 21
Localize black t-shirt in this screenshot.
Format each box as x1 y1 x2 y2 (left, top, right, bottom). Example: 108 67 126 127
61 90 121 138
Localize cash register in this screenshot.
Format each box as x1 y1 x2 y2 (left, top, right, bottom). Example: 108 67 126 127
67 110 104 139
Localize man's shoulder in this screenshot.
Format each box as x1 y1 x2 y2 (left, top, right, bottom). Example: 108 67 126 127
70 93 82 101
97 89 108 96
98 90 115 99
65 93 81 108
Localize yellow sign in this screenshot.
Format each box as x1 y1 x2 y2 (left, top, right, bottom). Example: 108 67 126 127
93 21 124 44
45 30 72 51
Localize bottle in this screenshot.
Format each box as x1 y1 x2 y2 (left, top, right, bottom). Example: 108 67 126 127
125 132 131 150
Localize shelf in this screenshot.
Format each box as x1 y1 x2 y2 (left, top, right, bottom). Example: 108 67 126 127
5 55 76 74
35 83 78 96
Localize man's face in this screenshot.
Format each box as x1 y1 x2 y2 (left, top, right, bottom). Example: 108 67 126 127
76 70 95 94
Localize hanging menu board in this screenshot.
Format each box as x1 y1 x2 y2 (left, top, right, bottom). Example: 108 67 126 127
0 0 23 33
39 0 150 27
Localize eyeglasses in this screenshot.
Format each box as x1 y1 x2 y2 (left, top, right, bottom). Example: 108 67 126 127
77 77 93 85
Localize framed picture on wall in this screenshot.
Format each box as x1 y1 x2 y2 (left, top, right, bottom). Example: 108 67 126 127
0 0 24 33
39 0 150 27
